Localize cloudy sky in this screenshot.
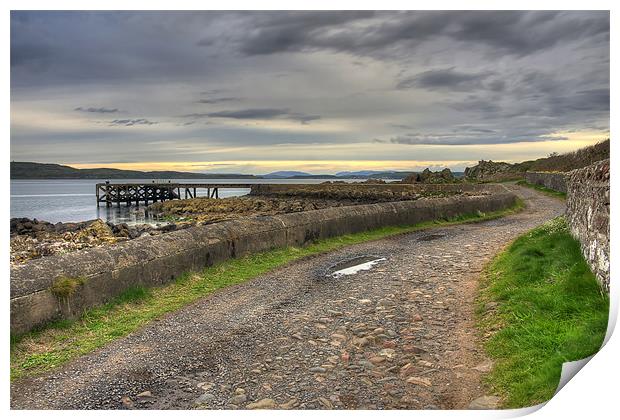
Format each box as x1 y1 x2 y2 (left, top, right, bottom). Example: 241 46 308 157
10 11 609 174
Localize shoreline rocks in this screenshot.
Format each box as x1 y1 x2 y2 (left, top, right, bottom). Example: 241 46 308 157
9 217 190 266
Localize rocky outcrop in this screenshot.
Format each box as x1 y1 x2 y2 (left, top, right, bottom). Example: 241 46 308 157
10 218 186 266
464 160 524 182
402 168 456 184
565 159 610 291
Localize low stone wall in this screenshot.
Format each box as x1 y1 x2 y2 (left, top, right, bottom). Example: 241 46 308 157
11 188 516 335
525 171 567 193
565 159 610 291
250 182 506 196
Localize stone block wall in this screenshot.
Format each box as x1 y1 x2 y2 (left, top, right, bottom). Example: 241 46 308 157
11 188 516 335
565 159 610 291
525 171 568 193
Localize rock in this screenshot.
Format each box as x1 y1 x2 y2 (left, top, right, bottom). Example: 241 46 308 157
381 340 397 349
468 395 501 410
464 160 524 182
136 390 153 399
194 393 216 406
402 168 456 184
352 337 370 347
369 356 386 364
291 333 303 340
378 348 396 359
121 396 135 409
318 396 334 409
406 377 432 387
310 367 327 373
403 345 426 354
230 394 248 405
246 398 277 409
358 360 375 370
197 382 214 391
280 398 298 409
327 310 343 316
473 360 494 373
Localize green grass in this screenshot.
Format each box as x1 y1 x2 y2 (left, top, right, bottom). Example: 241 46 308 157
516 180 567 199
10 200 523 381
477 217 608 408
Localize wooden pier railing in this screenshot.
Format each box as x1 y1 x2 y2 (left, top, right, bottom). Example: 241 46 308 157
95 182 253 207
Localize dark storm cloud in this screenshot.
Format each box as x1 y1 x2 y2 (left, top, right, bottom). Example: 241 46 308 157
74 106 119 113
184 108 321 124
109 119 157 126
382 131 568 146
232 11 376 55
396 68 495 92
450 11 609 56
233 11 609 58
197 97 241 104
445 97 503 115
208 108 289 119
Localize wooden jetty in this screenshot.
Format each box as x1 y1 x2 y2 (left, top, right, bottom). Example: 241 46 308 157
95 182 253 207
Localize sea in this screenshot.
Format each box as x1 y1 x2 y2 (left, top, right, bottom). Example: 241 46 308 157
10 178 359 225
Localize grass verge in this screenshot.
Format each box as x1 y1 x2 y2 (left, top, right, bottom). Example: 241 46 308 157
11 200 523 381
516 180 567 199
476 217 608 408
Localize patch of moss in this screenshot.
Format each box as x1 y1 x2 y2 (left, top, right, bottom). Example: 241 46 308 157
50 276 86 298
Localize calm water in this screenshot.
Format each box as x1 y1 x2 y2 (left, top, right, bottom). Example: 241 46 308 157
10 178 357 224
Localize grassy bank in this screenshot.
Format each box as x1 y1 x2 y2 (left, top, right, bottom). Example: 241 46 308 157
11 200 523 381
477 217 608 408
516 180 567 199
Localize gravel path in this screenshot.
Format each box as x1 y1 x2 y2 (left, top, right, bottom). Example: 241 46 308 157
11 186 564 410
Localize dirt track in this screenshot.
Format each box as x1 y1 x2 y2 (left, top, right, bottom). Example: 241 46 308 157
11 185 564 410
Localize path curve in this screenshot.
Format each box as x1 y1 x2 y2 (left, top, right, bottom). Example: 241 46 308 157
11 186 564 410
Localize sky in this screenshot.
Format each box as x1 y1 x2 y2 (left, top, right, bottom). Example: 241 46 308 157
10 11 610 174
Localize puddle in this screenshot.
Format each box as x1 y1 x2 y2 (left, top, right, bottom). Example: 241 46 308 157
417 234 445 242
327 256 387 279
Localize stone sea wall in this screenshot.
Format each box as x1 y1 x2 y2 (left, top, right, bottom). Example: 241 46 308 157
11 188 516 334
525 171 568 193
565 159 610 291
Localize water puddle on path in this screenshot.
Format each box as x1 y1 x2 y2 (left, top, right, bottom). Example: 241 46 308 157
417 233 445 242
327 256 387 279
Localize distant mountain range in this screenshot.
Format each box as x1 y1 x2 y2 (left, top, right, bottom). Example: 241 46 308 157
261 170 427 180
10 161 463 180
10 162 258 180
262 171 314 178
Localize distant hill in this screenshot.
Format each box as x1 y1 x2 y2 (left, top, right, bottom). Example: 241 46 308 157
336 170 384 177
262 171 313 178
336 170 416 179
519 139 610 172
10 162 258 180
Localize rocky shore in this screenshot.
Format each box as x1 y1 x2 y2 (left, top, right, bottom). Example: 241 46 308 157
10 196 363 266
148 196 364 224
10 217 188 266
